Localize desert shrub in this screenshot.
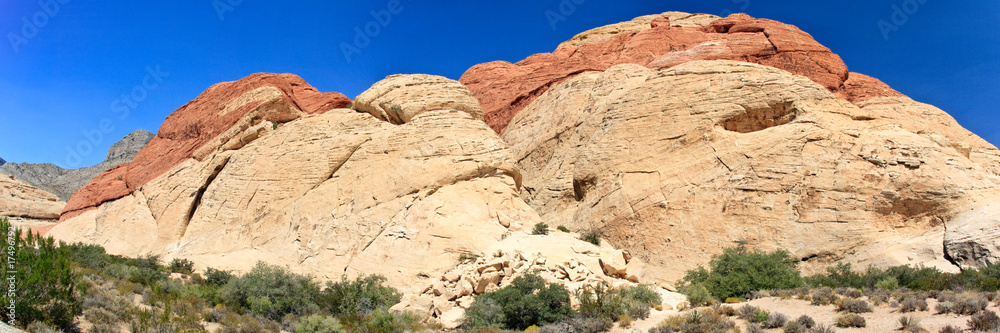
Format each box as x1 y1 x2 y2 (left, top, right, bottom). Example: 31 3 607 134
795 315 815 329
745 324 764 333
84 307 120 326
763 312 788 329
678 283 714 307
351 309 423 333
898 316 921 333
782 320 806 333
680 245 803 300
26 321 61 333
939 325 961 333
541 317 612 333
557 226 570 233
834 313 865 328
618 314 632 328
899 297 927 312
935 301 955 314
463 273 573 330
0 218 79 330
737 304 768 324
969 310 1000 331
716 305 736 317
577 284 660 321
579 229 602 246
532 222 549 235
953 291 988 315
748 290 770 300
834 287 862 298
204 267 236 286
808 324 836 333
169 258 195 275
295 314 346 333
835 298 871 313
317 274 401 321
810 287 836 306
220 261 321 321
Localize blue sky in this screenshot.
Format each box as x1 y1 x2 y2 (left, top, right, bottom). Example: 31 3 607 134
0 1 997 168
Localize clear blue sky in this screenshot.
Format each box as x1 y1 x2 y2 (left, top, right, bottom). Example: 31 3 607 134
1 1 997 168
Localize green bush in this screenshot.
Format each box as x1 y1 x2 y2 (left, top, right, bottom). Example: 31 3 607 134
532 222 549 235
579 229 602 246
169 258 195 275
463 273 573 330
295 314 346 333
678 283 714 307
577 284 661 321
220 262 321 321
0 217 80 330
557 226 570 233
317 274 401 322
875 277 899 290
680 245 803 300
204 267 235 287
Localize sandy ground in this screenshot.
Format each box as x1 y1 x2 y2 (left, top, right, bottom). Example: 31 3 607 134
613 296 999 333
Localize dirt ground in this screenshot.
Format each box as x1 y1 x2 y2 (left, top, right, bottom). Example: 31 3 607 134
614 295 1000 333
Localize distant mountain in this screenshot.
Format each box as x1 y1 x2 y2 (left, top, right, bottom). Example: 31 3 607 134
0 129 154 201
0 157 5 165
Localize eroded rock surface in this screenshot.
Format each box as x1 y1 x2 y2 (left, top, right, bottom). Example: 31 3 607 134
460 12 849 134
502 61 1000 283
0 175 65 220
50 74 537 293
61 73 352 220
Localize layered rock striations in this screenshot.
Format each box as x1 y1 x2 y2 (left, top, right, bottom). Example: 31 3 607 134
46 11 1000 309
0 174 65 220
48 74 544 294
460 12 851 134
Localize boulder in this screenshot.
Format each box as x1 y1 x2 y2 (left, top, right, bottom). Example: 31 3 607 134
354 74 484 124
599 249 627 278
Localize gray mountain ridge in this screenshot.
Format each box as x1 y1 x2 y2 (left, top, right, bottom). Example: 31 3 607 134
0 129 154 201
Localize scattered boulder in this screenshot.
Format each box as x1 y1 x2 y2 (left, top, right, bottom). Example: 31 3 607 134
353 74 484 124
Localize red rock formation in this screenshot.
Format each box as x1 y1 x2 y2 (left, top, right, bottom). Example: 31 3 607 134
61 73 351 220
460 13 852 134
838 72 906 103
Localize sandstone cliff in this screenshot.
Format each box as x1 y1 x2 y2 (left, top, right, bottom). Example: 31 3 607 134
46 12 1000 312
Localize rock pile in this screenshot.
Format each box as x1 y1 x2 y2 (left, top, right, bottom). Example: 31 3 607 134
391 231 685 329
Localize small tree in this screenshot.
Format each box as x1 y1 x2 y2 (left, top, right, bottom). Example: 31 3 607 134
681 245 803 299
463 273 573 330
532 222 549 235
0 217 80 329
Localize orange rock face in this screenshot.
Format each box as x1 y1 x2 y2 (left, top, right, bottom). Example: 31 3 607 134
62 73 351 220
460 13 852 134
